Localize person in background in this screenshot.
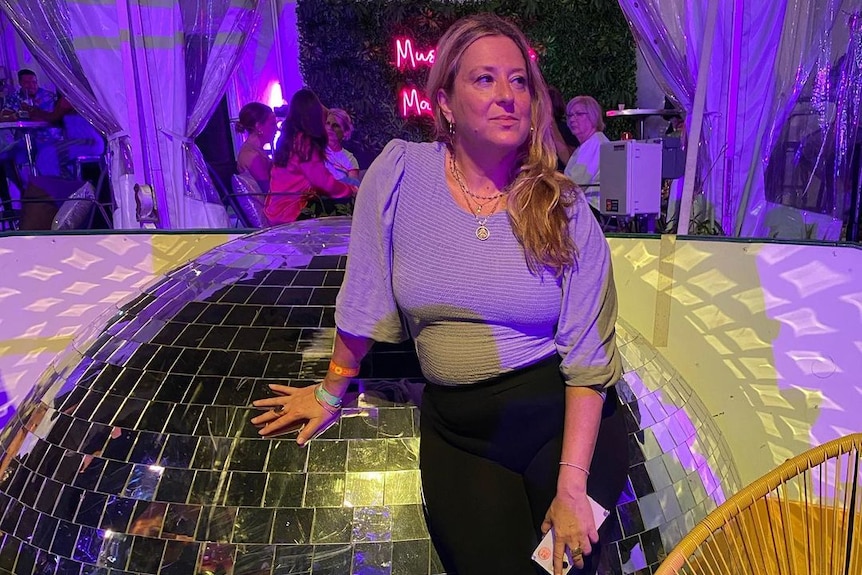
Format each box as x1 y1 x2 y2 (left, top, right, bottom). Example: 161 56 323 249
251 14 627 575
5 69 62 146
235 102 278 193
29 92 104 178
548 85 576 167
265 89 355 224
0 70 62 202
5 69 56 117
564 95 610 211
324 108 360 185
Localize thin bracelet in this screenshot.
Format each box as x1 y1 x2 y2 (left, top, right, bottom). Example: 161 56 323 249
314 393 339 414
328 360 359 378
315 383 343 410
559 461 590 476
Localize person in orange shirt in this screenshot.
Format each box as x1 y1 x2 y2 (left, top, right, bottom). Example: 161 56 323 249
265 89 355 224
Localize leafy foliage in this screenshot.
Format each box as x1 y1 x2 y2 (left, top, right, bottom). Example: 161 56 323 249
296 0 636 157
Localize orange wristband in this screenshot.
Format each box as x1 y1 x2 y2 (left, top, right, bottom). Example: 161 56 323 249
328 360 359 378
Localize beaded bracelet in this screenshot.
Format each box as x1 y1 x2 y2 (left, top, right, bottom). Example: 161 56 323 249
314 394 339 414
559 461 590 476
315 383 343 412
328 360 359 378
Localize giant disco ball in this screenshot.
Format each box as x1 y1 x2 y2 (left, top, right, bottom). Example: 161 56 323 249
0 218 740 574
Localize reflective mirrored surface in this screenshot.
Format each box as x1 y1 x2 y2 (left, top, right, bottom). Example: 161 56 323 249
0 218 739 574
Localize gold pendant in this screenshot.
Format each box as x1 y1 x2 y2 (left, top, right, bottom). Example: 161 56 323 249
476 225 490 241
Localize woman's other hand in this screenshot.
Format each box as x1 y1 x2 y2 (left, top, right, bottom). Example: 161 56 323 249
541 491 599 575
251 383 338 445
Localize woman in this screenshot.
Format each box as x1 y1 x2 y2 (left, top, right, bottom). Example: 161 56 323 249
564 95 610 210
325 107 360 184
265 89 355 224
235 102 277 193
252 14 627 575
549 85 576 167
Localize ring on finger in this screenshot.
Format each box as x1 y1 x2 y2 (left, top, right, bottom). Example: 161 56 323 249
571 546 583 557
273 404 285 413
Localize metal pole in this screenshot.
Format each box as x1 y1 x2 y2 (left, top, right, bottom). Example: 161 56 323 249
677 0 720 236
848 143 862 241
723 0 744 233
124 0 171 228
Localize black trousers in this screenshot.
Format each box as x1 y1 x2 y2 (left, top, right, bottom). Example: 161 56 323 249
420 357 628 575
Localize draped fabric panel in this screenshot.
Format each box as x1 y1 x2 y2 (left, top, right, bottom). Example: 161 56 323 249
736 0 849 238
0 0 138 227
227 0 280 116
756 10 862 239
618 0 850 238
618 0 723 233
0 0 261 229
139 0 262 228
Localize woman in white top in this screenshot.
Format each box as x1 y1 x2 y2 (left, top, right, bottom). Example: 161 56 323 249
324 108 360 184
564 96 609 210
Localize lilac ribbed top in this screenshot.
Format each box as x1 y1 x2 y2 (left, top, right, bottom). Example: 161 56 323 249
335 140 620 388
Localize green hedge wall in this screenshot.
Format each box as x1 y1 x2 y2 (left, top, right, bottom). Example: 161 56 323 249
296 0 636 158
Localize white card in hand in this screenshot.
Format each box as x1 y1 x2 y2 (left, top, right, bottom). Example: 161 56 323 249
531 496 610 575
532 529 574 575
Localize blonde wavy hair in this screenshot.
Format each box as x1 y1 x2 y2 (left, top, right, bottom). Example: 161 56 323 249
426 13 577 275
327 107 354 140
566 95 605 132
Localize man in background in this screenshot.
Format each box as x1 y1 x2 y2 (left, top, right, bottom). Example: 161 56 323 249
1 70 63 175
5 69 56 115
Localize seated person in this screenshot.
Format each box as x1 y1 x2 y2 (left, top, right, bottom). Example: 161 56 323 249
235 102 278 193
30 92 105 178
564 95 610 210
4 69 56 116
1 69 63 186
266 89 355 224
4 69 62 145
324 108 360 185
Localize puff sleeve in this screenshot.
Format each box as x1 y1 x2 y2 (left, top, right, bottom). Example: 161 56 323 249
334 140 409 343
556 194 622 388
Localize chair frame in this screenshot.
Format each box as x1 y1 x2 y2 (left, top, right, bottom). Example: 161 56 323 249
656 433 862 575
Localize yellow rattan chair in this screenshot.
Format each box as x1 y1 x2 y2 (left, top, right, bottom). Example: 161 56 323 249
656 433 862 575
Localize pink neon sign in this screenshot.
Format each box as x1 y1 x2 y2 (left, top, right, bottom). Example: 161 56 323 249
395 37 435 70
391 35 538 118
400 87 433 117
394 37 435 118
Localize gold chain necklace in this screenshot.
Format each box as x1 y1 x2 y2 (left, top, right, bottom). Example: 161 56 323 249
450 154 507 241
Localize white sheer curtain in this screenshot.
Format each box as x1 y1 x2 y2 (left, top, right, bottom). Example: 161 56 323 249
0 0 141 228
619 0 725 233
0 0 261 229
138 0 262 228
227 0 281 114
619 0 848 237
734 0 846 237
